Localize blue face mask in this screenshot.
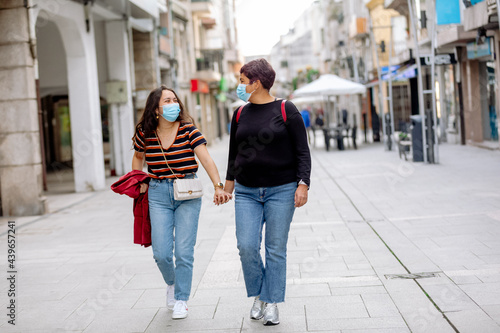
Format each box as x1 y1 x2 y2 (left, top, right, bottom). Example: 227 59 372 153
237 83 255 102
161 103 181 122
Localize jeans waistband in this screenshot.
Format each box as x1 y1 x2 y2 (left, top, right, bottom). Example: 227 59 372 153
154 173 196 182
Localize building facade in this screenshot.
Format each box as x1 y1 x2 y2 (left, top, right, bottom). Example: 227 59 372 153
0 0 242 217
386 0 500 150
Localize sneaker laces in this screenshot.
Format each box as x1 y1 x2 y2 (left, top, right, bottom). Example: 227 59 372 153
264 303 277 311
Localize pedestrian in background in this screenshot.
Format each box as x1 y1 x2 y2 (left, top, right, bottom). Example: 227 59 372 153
131 85 232 320
315 108 325 128
300 106 313 144
224 59 311 326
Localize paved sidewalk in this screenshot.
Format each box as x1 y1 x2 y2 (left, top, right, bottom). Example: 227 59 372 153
1 137 500 332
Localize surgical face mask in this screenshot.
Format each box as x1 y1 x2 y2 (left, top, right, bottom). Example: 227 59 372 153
237 83 255 102
161 103 181 122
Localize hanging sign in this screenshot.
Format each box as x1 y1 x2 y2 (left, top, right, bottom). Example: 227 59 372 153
436 0 461 25
419 54 457 66
467 37 492 59
190 79 209 94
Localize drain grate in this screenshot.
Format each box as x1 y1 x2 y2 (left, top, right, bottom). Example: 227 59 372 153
385 272 440 280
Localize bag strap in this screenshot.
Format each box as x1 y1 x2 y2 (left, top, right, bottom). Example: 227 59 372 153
236 105 245 123
281 99 287 122
155 130 179 180
236 100 287 123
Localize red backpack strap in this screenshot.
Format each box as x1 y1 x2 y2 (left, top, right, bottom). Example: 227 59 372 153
281 100 287 122
236 105 245 123
237 101 286 123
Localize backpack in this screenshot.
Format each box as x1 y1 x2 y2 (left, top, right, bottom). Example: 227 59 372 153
236 100 287 123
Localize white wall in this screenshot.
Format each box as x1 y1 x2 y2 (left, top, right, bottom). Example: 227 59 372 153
36 20 68 96
94 20 109 101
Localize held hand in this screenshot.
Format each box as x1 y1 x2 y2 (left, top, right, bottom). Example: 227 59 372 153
139 183 148 194
213 188 232 205
294 184 308 208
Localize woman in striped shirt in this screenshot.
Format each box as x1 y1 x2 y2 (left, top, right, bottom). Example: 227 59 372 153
132 86 231 320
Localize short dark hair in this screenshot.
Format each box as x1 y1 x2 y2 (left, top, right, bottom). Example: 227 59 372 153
240 58 276 91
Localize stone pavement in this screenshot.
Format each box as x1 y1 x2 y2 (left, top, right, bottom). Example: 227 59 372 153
1 135 500 333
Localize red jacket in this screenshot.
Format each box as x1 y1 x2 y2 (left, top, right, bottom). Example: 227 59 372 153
111 170 151 247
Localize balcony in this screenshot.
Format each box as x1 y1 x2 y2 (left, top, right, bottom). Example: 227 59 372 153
193 49 223 82
437 25 476 47
201 17 216 29
385 0 409 16
191 0 214 15
349 17 368 38
171 1 189 21
224 49 241 63
464 0 498 31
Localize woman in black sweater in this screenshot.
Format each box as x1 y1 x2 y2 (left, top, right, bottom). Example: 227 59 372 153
224 59 311 326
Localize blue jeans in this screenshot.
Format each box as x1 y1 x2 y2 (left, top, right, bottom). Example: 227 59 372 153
148 175 202 301
234 181 297 303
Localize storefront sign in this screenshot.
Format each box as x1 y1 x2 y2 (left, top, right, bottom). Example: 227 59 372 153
467 37 492 59
381 65 400 75
381 65 416 81
419 54 457 66
190 79 209 94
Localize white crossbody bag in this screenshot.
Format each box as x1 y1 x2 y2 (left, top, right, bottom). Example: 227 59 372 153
155 131 203 201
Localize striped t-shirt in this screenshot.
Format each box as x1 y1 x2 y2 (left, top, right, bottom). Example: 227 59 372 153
133 123 207 179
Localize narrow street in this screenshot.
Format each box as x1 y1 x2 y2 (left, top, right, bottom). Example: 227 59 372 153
1 137 500 332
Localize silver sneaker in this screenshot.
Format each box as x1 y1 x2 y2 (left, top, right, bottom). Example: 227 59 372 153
262 303 279 326
250 296 265 320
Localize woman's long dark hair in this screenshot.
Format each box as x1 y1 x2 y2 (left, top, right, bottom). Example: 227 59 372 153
133 85 195 140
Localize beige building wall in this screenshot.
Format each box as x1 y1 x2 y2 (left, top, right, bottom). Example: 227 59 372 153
461 59 484 143
367 0 399 118
133 30 158 93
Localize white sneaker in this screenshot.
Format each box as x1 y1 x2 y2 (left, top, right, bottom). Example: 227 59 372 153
172 300 188 319
166 284 175 310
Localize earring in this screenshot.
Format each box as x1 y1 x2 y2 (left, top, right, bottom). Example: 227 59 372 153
156 115 159 119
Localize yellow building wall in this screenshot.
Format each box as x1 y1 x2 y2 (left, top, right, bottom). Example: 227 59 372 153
367 0 399 116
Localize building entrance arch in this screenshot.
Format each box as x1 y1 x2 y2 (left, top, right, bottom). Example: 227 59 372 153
34 0 105 192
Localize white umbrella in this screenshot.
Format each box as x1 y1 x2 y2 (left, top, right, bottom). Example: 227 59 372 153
293 74 366 97
291 96 325 105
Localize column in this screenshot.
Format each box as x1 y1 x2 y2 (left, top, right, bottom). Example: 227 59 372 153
49 1 105 192
0 1 46 216
105 21 135 176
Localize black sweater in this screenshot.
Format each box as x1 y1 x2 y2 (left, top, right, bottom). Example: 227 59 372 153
226 100 311 188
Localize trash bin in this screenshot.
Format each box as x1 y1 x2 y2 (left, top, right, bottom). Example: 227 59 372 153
410 115 424 162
